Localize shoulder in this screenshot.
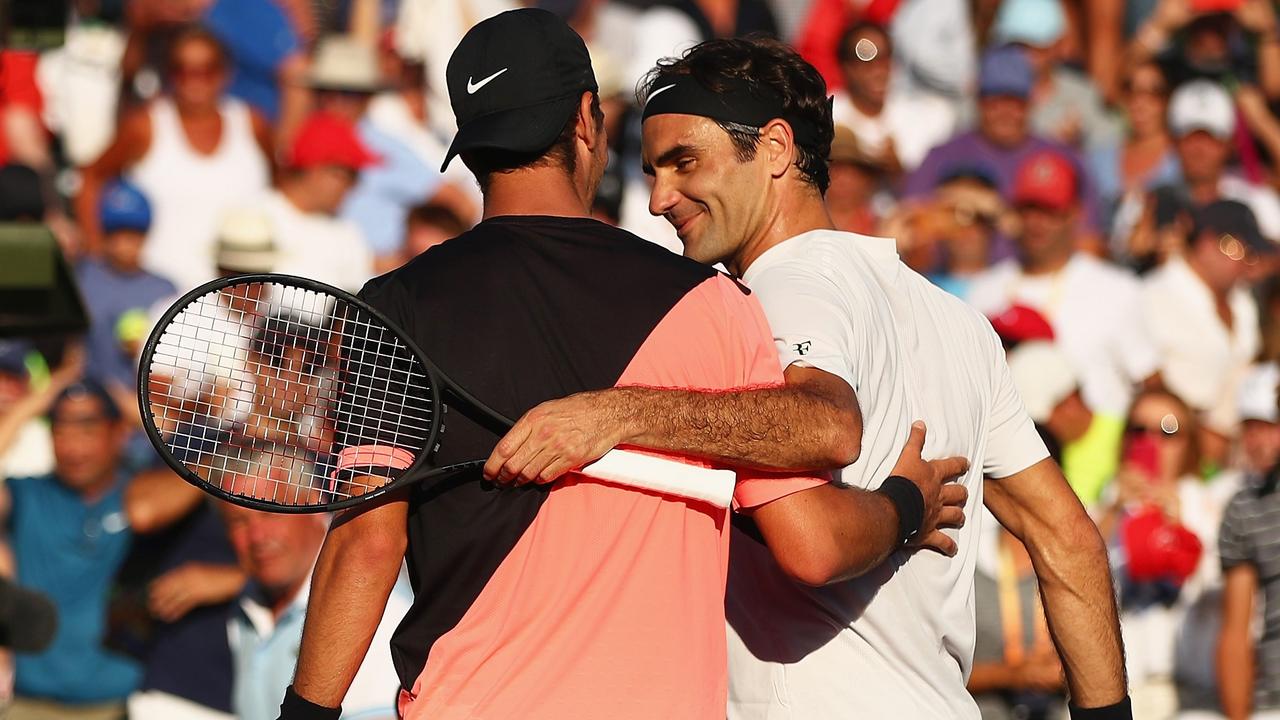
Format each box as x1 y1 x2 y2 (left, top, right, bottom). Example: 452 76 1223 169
1070 254 1140 293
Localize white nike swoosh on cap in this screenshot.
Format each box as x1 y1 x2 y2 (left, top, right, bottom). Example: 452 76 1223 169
647 83 677 102
466 68 509 94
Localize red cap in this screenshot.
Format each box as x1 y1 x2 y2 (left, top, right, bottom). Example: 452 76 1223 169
1011 150 1077 211
287 112 379 170
988 303 1055 346
1122 507 1203 585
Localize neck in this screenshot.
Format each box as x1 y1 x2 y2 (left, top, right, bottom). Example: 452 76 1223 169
1187 176 1220 205
849 92 883 117
731 188 835 276
1022 248 1072 275
1186 253 1230 299
481 165 592 220
1128 129 1168 148
67 471 117 504
267 576 309 619
280 182 316 214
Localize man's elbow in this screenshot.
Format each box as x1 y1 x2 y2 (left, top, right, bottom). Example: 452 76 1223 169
821 417 861 468
771 538 854 587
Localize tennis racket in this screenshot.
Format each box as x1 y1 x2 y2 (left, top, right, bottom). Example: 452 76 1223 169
137 274 736 513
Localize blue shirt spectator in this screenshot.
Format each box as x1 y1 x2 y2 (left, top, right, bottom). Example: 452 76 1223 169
340 118 444 258
203 0 301 120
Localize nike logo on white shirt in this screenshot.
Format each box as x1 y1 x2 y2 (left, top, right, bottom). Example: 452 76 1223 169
467 68 509 94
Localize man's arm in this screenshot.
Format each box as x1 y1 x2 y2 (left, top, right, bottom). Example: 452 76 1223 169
983 458 1127 709
1218 563 1258 720
747 422 968 585
287 494 408 714
485 364 861 482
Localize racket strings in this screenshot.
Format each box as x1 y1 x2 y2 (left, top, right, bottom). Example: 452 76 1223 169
145 281 435 507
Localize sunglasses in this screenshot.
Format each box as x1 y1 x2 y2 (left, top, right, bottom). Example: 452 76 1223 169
1125 413 1184 439
173 62 224 81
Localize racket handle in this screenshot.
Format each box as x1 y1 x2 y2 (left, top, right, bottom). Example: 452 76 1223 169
579 449 735 509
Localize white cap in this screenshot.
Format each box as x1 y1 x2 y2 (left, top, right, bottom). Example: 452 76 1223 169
215 208 277 273
1169 80 1236 141
308 35 382 92
1007 341 1079 424
1239 362 1279 424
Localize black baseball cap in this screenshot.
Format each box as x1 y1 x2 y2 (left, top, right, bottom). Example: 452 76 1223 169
1195 200 1276 256
441 8 597 172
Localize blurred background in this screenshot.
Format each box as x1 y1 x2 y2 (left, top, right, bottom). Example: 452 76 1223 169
1 0 1279 718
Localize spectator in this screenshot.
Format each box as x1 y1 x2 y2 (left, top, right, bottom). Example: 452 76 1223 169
119 493 243 720
966 150 1162 435
216 451 407 720
0 343 80 485
1217 363 1280 720
78 26 273 292
401 201 467 264
909 166 1006 300
830 22 956 175
1090 62 1180 260
263 111 375 292
968 523 1066 720
77 180 175 398
3 380 143 719
992 0 1120 152
1101 389 1237 719
213 208 278 277
1129 0 1280 98
306 36 473 271
1149 79 1280 243
366 39 480 222
123 0 309 146
1143 200 1272 468
826 124 891 236
1003 335 1123 507
905 46 1103 257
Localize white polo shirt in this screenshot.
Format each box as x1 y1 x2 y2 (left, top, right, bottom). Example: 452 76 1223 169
727 229 1048 719
1142 256 1260 434
965 254 1160 416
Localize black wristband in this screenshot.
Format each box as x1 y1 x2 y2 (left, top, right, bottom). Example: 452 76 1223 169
1068 697 1133 720
876 475 924 545
278 686 341 720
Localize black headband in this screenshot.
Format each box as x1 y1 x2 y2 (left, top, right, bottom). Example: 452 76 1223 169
641 73 826 148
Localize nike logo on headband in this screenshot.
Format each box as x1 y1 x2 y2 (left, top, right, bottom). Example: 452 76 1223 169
647 83 677 102
467 68 508 94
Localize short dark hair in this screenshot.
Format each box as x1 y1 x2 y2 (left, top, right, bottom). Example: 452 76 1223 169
408 202 468 236
836 21 892 64
462 92 603 193
167 24 229 72
641 36 834 194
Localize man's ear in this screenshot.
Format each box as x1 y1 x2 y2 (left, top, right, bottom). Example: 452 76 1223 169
576 91 602 151
760 119 795 180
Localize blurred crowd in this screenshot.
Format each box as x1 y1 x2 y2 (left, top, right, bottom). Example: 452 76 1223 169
1 0 1280 719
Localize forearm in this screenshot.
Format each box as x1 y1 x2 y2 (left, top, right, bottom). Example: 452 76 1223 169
753 483 898 586
1026 516 1126 707
1260 40 1280 100
1218 632 1254 719
125 467 206 534
293 501 407 708
609 384 860 471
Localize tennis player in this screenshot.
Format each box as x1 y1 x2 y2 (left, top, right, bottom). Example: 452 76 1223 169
278 12 967 720
487 37 1131 719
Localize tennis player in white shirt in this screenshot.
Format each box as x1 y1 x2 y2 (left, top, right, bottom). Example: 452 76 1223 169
486 37 1131 720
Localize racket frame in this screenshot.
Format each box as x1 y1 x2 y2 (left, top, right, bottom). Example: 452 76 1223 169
138 273 468 514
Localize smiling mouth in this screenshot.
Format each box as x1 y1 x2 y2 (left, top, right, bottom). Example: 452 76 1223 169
670 212 701 238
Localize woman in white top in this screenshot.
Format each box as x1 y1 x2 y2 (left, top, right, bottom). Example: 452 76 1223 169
79 26 272 293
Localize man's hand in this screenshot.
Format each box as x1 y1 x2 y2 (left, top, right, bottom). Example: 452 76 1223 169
147 562 246 623
890 421 970 556
484 390 623 486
